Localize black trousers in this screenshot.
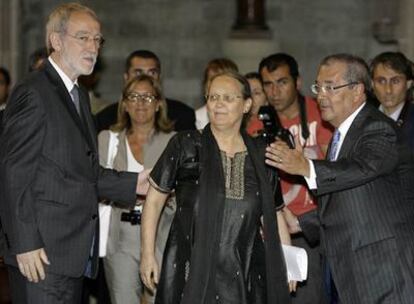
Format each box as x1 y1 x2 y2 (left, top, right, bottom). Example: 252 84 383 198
7 265 83 304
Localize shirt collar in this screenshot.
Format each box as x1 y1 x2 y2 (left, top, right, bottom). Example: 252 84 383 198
48 56 78 94
337 102 366 138
378 102 404 122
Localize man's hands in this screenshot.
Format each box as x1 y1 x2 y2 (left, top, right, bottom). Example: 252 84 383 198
16 248 50 283
265 137 310 177
136 168 151 195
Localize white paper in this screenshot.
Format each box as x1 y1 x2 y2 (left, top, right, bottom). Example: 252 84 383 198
98 203 112 257
282 244 308 282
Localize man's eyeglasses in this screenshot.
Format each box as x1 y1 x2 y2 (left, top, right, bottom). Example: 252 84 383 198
205 94 243 103
311 82 359 95
65 32 105 48
125 92 157 104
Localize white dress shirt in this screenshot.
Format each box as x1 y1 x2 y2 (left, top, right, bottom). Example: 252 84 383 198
379 102 404 122
195 105 209 129
48 57 78 95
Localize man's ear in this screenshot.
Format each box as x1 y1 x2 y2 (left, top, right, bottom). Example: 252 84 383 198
295 76 302 91
354 82 366 102
49 32 62 52
244 97 253 114
123 73 129 83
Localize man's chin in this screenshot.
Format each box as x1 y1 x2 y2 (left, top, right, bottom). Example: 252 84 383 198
81 66 95 76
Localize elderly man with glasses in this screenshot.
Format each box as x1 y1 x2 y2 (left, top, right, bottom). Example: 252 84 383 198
266 53 414 304
0 3 149 303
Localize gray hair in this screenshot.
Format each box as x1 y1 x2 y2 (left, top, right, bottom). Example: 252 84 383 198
320 53 371 92
45 2 99 53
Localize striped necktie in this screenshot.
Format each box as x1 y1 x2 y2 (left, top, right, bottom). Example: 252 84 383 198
70 85 81 115
329 129 341 161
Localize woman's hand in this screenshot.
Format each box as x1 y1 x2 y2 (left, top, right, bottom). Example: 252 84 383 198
282 207 302 234
140 253 159 294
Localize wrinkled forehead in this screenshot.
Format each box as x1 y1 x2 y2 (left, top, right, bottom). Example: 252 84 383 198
209 75 242 93
317 62 347 84
65 11 101 34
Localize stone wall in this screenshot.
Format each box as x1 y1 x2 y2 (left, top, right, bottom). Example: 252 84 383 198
5 0 403 108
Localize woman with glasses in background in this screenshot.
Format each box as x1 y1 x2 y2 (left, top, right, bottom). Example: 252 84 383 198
98 75 175 304
140 71 294 304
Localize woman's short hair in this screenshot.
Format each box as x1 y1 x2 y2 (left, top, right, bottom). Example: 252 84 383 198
203 58 239 92
111 75 174 133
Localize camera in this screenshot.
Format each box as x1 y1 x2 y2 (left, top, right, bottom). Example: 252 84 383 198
121 209 142 225
258 105 295 148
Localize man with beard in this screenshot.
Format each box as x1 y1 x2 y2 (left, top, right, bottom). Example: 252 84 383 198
0 3 148 303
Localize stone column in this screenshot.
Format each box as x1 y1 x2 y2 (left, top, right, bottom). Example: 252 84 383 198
0 0 21 84
397 0 414 60
223 0 279 73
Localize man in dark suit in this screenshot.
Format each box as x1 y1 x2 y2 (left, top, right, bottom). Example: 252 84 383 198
370 51 414 150
0 3 149 303
95 49 196 132
266 53 414 303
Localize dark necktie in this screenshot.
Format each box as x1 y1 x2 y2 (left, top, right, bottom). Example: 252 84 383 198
70 85 81 115
329 129 341 161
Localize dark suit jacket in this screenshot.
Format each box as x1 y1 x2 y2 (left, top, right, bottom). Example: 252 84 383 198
398 99 414 150
0 61 138 278
0 110 3 135
95 97 196 132
0 110 4 257
301 104 414 303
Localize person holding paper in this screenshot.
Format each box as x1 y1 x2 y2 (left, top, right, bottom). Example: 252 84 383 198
140 72 294 304
266 53 414 303
98 74 175 304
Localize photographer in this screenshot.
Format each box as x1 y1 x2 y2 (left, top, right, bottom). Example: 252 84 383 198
258 53 333 304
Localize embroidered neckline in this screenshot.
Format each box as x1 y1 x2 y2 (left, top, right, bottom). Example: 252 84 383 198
220 150 247 200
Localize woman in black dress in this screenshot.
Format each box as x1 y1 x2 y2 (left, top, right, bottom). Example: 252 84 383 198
140 72 293 304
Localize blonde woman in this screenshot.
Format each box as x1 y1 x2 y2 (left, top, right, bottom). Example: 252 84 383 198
98 75 175 304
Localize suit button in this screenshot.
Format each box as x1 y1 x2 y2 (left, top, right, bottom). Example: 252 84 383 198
92 214 98 220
